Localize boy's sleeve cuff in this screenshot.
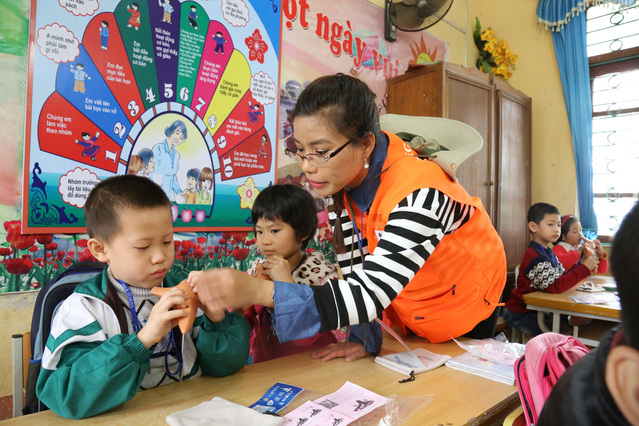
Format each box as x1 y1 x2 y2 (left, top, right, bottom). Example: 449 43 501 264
126 334 153 362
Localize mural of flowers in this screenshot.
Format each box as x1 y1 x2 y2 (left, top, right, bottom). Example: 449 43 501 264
1 218 336 294
237 177 260 210
245 28 268 64
0 221 96 292
170 231 260 278
473 18 518 80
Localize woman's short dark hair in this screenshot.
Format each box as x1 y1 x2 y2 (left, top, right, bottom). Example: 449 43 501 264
292 73 380 144
251 184 318 249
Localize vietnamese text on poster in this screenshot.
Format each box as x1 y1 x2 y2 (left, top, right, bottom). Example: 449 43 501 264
22 0 281 232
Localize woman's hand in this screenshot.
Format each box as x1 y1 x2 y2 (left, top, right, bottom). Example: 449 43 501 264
188 268 274 319
311 341 370 362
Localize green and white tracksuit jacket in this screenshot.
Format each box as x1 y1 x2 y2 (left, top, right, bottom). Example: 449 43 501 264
36 268 250 419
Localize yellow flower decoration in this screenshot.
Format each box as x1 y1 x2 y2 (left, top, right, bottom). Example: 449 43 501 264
473 17 517 80
484 41 497 54
480 28 494 41
237 177 260 210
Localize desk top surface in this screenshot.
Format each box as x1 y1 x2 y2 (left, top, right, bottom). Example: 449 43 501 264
5 332 519 426
524 275 620 318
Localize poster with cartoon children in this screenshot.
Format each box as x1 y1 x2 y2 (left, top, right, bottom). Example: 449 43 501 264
23 0 281 232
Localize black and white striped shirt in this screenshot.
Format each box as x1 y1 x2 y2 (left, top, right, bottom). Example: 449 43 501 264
314 188 475 331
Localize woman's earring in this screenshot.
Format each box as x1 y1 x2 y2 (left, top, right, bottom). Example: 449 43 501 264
364 157 369 169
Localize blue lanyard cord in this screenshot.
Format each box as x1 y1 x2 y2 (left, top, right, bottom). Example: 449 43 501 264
117 279 142 332
161 329 183 376
345 196 366 260
117 279 182 377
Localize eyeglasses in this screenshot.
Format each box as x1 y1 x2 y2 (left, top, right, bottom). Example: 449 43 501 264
284 135 352 168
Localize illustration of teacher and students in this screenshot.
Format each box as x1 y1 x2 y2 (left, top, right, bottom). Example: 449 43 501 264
127 119 213 205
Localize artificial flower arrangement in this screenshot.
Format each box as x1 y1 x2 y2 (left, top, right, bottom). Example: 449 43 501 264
473 18 518 80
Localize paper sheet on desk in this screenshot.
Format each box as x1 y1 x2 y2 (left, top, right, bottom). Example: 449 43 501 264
282 381 389 425
570 292 619 305
166 396 283 426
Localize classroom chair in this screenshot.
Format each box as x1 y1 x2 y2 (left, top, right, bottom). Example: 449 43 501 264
503 406 526 426
11 332 31 418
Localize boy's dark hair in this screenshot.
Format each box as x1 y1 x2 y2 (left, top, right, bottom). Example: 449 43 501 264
527 202 560 224
251 184 317 250
610 200 639 350
81 132 90 138
85 175 171 243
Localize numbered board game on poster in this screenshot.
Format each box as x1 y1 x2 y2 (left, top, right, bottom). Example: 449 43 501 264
22 0 281 232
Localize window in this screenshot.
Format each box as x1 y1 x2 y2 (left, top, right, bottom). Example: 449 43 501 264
587 3 639 241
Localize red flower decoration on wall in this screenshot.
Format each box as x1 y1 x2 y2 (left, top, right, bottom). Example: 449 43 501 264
36 234 53 245
245 29 268 64
233 248 249 261
5 258 35 275
232 232 249 242
79 248 97 262
4 221 36 250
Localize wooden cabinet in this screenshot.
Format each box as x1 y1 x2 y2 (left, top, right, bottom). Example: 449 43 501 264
386 62 531 291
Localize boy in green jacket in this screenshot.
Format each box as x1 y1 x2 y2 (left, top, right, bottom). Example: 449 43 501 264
36 175 250 419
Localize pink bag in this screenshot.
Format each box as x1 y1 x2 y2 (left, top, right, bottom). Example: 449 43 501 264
514 333 589 425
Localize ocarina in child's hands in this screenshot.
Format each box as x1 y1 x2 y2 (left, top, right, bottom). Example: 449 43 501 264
151 280 199 334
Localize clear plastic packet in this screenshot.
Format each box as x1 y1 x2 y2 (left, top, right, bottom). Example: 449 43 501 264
453 332 525 366
276 390 433 425
354 393 434 426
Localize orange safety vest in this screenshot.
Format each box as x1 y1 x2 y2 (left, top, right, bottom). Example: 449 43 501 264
345 132 506 343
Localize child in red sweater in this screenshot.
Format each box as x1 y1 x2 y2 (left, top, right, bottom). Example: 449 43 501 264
553 214 608 274
503 203 598 336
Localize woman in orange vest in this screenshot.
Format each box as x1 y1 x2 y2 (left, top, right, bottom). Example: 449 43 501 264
189 73 506 362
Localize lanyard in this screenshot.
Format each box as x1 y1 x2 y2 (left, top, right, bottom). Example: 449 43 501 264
117 279 142 332
117 279 183 377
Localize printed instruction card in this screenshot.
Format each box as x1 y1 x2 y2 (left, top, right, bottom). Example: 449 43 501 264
281 381 389 425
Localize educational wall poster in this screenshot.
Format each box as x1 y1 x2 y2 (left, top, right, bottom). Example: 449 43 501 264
22 0 281 233
276 0 448 181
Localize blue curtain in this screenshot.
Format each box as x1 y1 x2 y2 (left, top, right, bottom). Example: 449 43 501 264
536 0 638 238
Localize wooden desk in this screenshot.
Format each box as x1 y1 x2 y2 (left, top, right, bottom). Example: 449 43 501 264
4 332 519 426
524 275 620 346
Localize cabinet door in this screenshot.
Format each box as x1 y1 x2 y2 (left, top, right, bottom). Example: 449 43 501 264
446 71 495 219
495 87 531 272
386 65 444 117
